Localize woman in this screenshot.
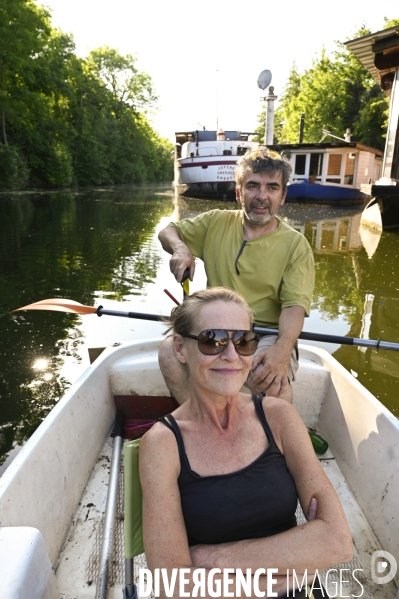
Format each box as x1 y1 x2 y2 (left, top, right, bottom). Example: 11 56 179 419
140 288 352 598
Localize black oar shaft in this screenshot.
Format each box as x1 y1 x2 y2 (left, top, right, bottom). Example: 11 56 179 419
254 326 356 346
97 307 163 322
254 326 399 352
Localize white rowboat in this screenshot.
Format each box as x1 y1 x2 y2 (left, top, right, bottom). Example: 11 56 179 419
0 339 398 598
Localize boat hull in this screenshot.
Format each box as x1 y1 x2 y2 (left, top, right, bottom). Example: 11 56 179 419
174 156 238 199
174 181 236 198
286 181 368 205
1 339 399 597
173 132 259 199
361 187 399 230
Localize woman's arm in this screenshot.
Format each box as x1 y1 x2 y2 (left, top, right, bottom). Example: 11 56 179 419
140 422 192 571
140 422 291 598
190 399 353 573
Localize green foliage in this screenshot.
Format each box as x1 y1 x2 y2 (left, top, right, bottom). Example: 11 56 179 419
352 88 390 149
0 0 173 189
383 18 399 28
257 22 393 150
87 47 158 114
0 189 174 459
311 254 365 323
0 145 29 188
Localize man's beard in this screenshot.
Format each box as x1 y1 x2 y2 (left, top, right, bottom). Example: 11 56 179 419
243 202 276 227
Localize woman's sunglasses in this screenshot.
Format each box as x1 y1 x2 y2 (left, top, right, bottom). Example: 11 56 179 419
183 329 259 356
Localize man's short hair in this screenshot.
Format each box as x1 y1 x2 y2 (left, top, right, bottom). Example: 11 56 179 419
235 148 292 193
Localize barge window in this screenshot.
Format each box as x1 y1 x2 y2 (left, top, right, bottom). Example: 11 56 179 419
237 146 248 156
309 153 323 177
327 154 342 176
344 154 355 185
294 155 306 175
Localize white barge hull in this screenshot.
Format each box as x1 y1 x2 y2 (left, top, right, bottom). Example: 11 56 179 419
175 156 237 198
173 130 259 199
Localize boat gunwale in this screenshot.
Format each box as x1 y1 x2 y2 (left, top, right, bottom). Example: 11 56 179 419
0 338 165 564
1 339 398 591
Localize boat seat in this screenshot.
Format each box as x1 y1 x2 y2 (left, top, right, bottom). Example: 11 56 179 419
123 439 143 599
124 439 143 558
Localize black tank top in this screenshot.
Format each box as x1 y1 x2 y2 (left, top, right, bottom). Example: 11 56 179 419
159 394 298 546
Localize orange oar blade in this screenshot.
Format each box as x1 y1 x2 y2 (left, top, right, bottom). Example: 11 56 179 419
14 298 98 315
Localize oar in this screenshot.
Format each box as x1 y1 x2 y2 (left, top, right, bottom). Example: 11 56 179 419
96 412 125 599
13 299 399 352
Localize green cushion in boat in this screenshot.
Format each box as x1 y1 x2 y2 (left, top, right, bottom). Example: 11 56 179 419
124 439 144 558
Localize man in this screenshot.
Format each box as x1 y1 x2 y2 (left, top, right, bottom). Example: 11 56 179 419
158 149 314 403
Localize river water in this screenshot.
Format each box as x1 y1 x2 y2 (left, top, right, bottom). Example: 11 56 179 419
1 185 399 472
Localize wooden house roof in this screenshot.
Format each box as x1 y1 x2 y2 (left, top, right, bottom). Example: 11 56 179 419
345 25 399 94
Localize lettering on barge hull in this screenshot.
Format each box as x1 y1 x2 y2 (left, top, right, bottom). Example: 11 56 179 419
217 165 236 181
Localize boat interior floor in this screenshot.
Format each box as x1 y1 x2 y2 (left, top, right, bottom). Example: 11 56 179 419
55 438 396 599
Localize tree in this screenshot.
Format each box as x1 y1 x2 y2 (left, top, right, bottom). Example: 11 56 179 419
72 47 167 185
383 18 399 28
0 0 51 186
333 35 388 149
86 47 158 116
0 0 51 145
257 22 394 150
0 3 173 190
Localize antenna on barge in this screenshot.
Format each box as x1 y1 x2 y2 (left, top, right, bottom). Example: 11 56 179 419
258 70 276 146
216 68 219 131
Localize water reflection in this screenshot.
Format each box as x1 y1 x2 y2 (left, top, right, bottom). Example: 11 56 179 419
0 186 174 468
1 190 398 470
279 203 399 414
336 232 399 413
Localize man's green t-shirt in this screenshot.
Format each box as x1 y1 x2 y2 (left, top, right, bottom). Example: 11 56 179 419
171 210 314 328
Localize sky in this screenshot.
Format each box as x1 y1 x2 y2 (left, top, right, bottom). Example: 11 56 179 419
39 0 398 143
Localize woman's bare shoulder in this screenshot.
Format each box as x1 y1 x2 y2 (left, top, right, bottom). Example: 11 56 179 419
140 420 179 466
262 395 301 425
140 420 175 450
139 420 181 485
261 395 308 450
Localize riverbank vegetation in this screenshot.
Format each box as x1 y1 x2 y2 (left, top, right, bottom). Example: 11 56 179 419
0 0 173 190
257 19 399 149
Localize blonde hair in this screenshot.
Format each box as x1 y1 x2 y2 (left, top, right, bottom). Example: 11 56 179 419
164 287 254 335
